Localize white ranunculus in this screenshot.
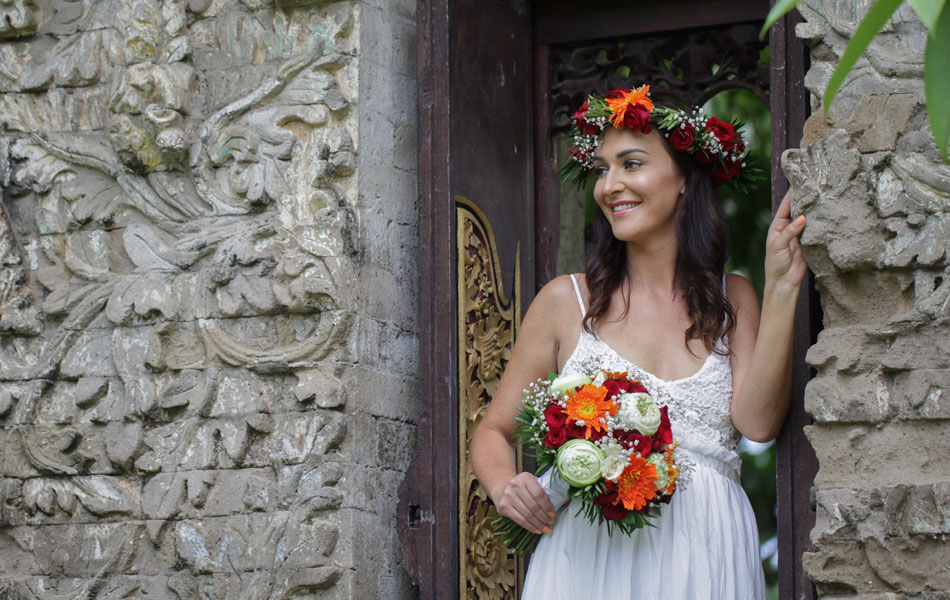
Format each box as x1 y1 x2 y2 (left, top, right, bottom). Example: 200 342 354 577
601 450 628 482
555 439 605 487
618 392 661 435
550 372 592 395
648 452 670 490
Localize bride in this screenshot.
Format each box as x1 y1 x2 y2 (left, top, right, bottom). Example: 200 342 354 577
470 86 807 599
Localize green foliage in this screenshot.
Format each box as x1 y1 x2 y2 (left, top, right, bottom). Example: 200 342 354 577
704 89 772 297
925 2 950 159
761 0 950 160
909 0 947 29
759 0 806 36
741 441 779 590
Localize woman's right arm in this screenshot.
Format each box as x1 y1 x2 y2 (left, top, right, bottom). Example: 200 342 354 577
470 275 578 535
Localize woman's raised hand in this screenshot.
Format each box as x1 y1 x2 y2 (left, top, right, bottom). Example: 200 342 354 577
764 189 808 293
494 472 556 535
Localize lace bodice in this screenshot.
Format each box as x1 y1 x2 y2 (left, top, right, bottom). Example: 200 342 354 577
564 275 742 480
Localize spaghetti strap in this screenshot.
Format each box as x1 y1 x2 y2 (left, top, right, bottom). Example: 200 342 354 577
569 274 587 316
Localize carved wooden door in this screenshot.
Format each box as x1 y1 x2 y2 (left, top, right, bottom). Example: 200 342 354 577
402 1 817 599
399 1 534 599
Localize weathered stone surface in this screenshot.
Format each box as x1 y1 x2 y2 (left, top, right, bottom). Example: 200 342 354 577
791 2 950 595
814 484 950 545
0 0 418 595
807 422 950 490
804 537 950 596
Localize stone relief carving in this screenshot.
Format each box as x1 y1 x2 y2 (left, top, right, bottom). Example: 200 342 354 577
0 0 37 40
0 0 357 595
782 1 950 596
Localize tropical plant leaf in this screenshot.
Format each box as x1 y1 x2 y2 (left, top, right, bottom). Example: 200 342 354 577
759 0 806 39
824 0 906 115
925 1 950 159
909 0 947 31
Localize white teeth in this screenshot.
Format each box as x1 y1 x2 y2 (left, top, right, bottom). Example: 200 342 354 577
611 202 640 212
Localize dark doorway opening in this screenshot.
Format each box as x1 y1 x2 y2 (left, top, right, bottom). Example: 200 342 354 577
401 2 820 599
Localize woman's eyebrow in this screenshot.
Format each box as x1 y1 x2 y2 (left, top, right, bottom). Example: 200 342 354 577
591 148 650 162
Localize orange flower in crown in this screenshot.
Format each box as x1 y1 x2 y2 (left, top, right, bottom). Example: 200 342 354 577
604 85 654 131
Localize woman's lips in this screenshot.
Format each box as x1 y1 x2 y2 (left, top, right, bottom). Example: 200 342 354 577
609 201 641 216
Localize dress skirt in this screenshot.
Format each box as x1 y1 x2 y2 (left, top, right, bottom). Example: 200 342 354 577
521 459 766 600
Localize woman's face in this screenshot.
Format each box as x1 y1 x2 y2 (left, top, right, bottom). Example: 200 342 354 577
591 127 686 246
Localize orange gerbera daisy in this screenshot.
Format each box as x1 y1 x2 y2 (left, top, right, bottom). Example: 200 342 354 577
604 85 654 129
564 384 618 439
616 454 659 511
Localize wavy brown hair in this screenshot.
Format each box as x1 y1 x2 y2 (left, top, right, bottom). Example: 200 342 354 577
582 135 737 355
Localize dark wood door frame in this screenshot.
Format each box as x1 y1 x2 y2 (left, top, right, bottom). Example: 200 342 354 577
769 7 820 600
401 2 818 599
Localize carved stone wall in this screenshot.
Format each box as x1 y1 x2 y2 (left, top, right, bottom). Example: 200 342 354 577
0 0 418 598
783 1 950 596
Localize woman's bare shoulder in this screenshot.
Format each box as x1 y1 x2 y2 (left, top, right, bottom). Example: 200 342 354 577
725 273 758 309
534 273 587 314
520 274 585 341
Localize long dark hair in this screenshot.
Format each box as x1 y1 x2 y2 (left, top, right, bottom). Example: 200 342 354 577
582 135 737 355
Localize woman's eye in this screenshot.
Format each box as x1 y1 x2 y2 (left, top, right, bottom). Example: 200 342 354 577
624 160 642 170
592 166 607 177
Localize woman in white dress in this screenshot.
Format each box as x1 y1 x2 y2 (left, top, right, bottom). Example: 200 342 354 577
470 86 808 599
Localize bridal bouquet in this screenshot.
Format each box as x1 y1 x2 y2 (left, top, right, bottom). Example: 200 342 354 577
493 368 689 554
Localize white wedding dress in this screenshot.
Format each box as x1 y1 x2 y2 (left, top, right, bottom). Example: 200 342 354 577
521 275 765 600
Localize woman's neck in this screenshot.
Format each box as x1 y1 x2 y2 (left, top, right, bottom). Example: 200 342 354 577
623 237 678 295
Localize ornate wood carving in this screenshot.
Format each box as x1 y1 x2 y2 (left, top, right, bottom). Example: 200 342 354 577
456 196 522 600
549 23 769 133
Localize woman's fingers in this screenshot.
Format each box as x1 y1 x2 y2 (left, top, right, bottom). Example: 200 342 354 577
496 473 556 533
776 188 792 220
773 214 806 252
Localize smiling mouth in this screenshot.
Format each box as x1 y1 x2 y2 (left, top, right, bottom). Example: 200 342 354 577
610 201 641 213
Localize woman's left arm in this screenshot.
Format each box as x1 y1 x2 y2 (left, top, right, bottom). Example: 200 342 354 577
728 189 808 442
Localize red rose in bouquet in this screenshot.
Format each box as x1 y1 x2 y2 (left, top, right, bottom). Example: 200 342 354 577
544 426 569 449
544 404 567 429
651 405 674 451
621 429 653 453
593 481 628 520
603 378 631 398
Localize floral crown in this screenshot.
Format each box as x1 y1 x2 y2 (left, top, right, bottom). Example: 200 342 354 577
561 85 753 189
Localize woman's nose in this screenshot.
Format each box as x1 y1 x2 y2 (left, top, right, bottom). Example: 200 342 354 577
603 166 624 194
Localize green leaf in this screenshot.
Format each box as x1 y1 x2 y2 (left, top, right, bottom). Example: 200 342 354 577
759 0 806 39
909 0 947 31
823 0 905 115
925 1 950 159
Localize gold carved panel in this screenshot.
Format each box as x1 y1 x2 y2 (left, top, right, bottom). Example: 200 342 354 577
457 196 523 600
